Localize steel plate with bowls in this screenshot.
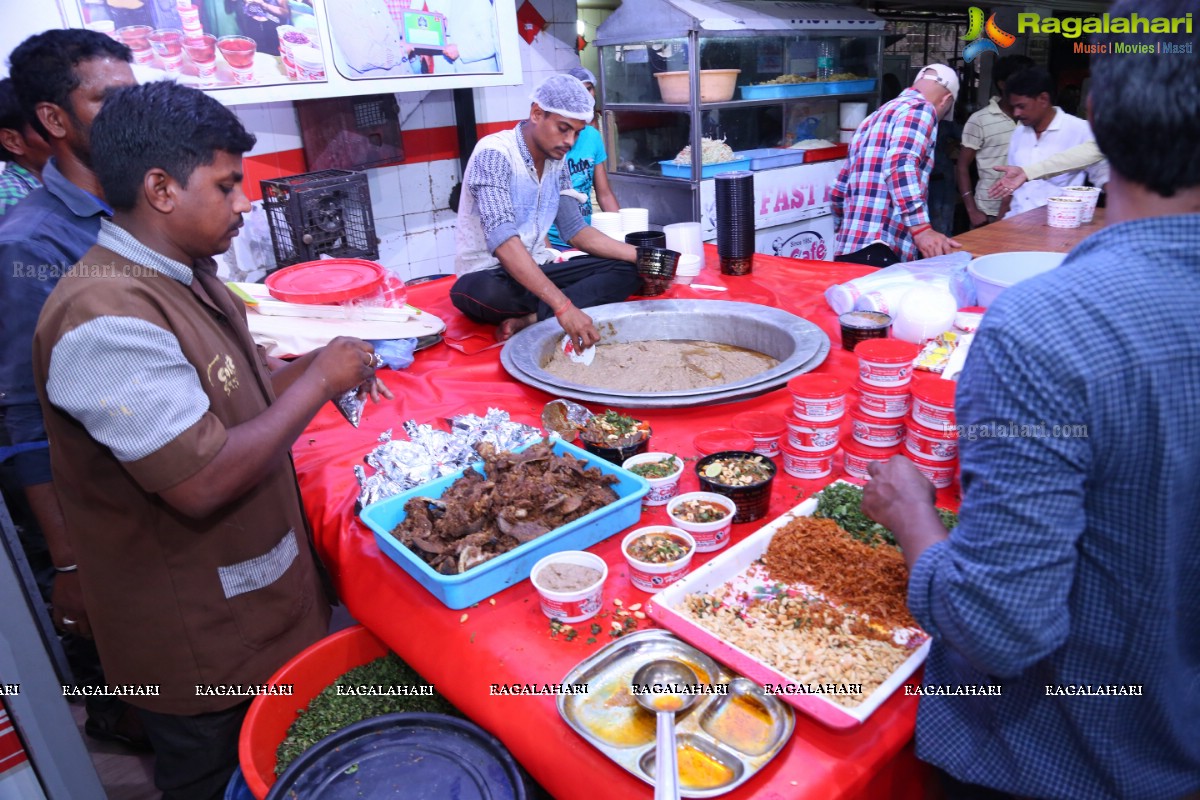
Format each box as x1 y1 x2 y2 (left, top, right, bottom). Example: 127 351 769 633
558 629 793 798
500 300 830 408
359 438 648 609
648 492 931 729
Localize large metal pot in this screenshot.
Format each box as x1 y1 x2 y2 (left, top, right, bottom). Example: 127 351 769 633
500 299 829 408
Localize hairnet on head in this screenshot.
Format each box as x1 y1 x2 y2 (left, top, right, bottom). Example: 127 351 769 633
530 74 595 122
568 66 596 86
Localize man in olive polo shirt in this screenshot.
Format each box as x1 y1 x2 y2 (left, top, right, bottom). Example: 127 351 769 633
33 82 386 800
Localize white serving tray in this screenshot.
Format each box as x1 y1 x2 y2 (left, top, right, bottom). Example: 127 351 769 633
649 491 930 729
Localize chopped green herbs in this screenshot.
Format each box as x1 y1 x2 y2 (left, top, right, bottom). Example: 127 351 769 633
813 482 958 548
275 653 458 775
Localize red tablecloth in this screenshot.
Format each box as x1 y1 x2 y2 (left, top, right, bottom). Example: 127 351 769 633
293 247 939 800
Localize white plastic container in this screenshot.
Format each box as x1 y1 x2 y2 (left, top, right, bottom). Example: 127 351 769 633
841 441 901 484
856 380 912 420
905 416 959 462
1046 196 1083 228
785 416 841 452
622 527 696 593
910 377 956 429
666 492 737 553
663 222 704 258
621 452 684 507
850 407 905 448
787 375 846 422
856 339 918 388
908 452 957 488
293 45 326 81
779 442 836 480
673 253 703 285
1065 185 1101 223
530 551 607 623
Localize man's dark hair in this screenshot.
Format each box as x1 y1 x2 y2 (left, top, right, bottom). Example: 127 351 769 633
1091 0 1199 196
1004 67 1055 102
8 29 131 140
992 55 1035 90
0 79 26 161
91 81 256 211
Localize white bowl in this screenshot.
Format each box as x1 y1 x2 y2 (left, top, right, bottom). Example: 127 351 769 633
620 451 684 506
968 251 1066 307
666 492 737 552
530 550 608 623
621 527 696 593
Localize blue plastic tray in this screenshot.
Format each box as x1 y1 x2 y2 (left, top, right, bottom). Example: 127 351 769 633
360 438 649 609
739 78 877 100
659 158 752 179
735 148 808 171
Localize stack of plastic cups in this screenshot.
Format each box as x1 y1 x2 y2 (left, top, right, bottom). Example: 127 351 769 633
673 253 702 285
590 211 623 240
276 26 307 80
781 375 845 480
838 102 867 147
619 208 649 237
664 221 704 258
177 0 204 39
904 376 958 489
842 339 919 483
714 171 755 275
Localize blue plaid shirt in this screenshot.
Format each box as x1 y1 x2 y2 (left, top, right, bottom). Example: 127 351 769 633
0 163 41 216
908 215 1200 799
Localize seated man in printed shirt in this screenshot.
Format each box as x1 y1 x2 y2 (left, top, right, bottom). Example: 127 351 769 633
450 74 639 351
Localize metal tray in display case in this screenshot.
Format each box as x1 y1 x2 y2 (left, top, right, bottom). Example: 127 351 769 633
558 629 793 798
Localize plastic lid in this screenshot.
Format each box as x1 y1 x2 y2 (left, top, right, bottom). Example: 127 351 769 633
911 376 957 407
732 411 787 438
906 413 958 439
854 379 911 396
265 258 385 305
841 439 901 458
267 713 524 800
787 374 845 398
855 338 920 364
694 429 755 456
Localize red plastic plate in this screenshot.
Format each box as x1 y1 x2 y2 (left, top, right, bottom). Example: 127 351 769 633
265 259 385 305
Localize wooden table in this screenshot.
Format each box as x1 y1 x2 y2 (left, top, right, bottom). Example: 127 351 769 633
955 206 1106 257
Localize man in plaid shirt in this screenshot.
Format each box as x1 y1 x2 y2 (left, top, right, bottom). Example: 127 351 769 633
832 64 962 261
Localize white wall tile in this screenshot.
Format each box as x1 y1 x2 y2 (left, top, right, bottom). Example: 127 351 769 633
405 229 438 262
397 162 433 214
405 210 436 233
269 103 301 138
428 159 460 210
422 91 455 128
368 165 405 219
434 208 457 225
434 224 457 259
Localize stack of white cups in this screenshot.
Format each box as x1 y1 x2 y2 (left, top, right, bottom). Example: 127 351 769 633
673 253 703 285
663 222 704 258
590 211 623 240
619 207 650 236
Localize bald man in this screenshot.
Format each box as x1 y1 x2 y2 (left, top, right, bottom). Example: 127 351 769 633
832 64 962 261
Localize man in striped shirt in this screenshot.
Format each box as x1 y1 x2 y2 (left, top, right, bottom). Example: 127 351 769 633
956 55 1033 228
0 78 50 216
832 64 962 262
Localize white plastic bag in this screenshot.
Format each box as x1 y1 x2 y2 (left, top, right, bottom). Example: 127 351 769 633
825 251 976 315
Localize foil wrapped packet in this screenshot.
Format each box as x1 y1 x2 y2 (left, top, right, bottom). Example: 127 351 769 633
355 409 541 510
541 399 594 440
334 388 366 428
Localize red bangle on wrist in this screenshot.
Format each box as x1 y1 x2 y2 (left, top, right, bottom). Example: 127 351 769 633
910 223 932 236
554 302 573 318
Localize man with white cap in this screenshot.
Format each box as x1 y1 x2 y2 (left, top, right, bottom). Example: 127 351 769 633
451 74 639 348
832 64 962 261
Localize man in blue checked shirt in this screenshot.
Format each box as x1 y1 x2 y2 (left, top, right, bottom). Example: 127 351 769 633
832 64 962 262
0 79 50 216
861 2 1200 798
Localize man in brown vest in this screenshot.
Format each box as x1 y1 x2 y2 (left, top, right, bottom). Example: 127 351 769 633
32 81 386 800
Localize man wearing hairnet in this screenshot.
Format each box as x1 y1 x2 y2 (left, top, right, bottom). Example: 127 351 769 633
451 74 639 349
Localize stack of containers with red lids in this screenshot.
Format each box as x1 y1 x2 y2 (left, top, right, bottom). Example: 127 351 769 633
781 375 845 480
844 339 920 483
905 376 958 488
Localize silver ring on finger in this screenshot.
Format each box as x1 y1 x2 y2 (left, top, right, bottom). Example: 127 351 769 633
62 617 77 626
369 352 384 369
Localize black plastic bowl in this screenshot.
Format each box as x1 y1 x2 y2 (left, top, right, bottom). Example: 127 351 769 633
636 275 673 297
626 230 667 248
636 246 681 278
695 450 776 523
580 430 651 465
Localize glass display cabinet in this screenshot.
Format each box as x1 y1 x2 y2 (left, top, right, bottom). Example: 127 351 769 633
595 1 886 258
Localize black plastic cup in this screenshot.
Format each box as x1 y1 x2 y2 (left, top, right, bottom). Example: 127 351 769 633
580 431 651 465
625 230 667 248
695 450 776 523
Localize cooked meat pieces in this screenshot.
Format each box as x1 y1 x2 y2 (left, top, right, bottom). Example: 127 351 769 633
391 442 619 575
